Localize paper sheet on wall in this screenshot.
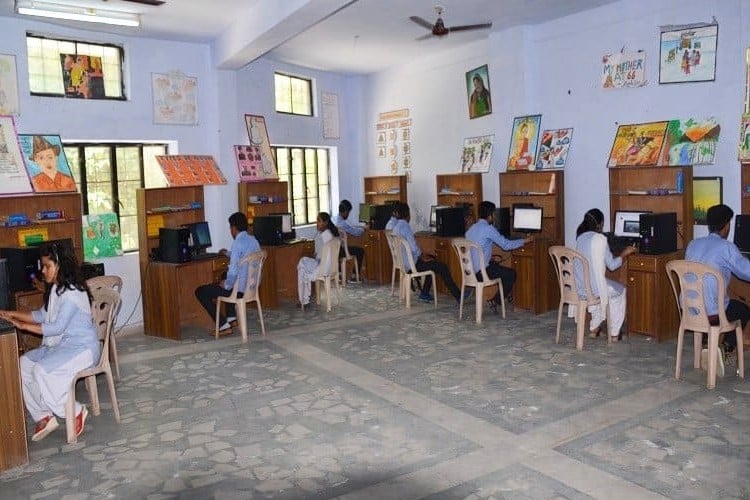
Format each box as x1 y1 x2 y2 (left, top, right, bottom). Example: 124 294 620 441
321 92 340 139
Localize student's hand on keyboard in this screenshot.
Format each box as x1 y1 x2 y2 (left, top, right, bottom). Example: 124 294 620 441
620 244 638 258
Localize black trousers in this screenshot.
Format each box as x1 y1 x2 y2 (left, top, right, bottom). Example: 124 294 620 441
195 284 242 324
476 261 516 302
415 257 460 300
340 246 364 273
706 299 750 349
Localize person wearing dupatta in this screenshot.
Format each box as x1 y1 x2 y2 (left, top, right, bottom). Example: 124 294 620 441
0 243 98 441
573 208 637 341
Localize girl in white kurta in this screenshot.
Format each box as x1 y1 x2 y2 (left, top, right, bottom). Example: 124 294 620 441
0 244 99 442
573 209 637 340
298 212 339 307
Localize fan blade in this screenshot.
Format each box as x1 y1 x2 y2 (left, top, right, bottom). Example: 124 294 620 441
409 16 434 30
448 23 493 33
415 32 435 41
122 0 166 5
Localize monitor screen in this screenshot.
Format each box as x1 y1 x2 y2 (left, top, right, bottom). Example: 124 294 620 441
613 211 649 238
512 207 543 233
429 205 450 228
270 213 293 234
359 203 375 224
185 221 212 250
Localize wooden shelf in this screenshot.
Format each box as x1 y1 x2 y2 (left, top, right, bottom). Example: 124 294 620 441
500 170 564 241
363 175 407 205
435 173 482 219
238 181 289 225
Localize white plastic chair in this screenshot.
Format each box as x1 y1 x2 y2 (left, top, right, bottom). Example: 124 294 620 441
86 275 123 380
65 287 121 444
339 231 360 287
215 250 267 343
302 238 342 312
391 234 437 309
666 260 745 389
451 238 505 323
384 231 402 297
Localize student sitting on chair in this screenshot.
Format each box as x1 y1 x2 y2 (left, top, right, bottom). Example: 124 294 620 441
685 204 750 355
465 201 532 310
392 203 463 303
297 212 339 307
574 208 636 341
195 212 260 333
332 200 365 281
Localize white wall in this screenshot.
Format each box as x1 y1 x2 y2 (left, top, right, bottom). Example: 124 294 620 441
364 0 750 243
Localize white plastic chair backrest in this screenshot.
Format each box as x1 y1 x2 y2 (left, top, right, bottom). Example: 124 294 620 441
316 238 341 279
340 231 353 259
384 231 403 270
666 259 729 332
451 238 488 286
393 234 418 274
548 246 596 304
87 275 123 293
228 250 266 301
90 287 120 366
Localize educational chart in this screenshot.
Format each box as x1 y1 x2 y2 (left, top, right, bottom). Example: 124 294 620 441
0 54 20 115
376 108 411 177
234 144 278 182
155 155 227 186
244 115 277 180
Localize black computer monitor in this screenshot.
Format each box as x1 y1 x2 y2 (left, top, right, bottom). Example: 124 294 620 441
493 207 511 238
359 203 375 224
429 205 450 228
436 207 466 237
455 202 473 218
270 212 295 240
0 246 40 293
512 206 543 234
158 227 191 263
735 214 750 253
253 215 283 246
184 221 212 255
29 238 74 259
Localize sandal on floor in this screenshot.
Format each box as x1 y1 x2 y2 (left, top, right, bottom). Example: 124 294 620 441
588 327 601 339
611 333 623 342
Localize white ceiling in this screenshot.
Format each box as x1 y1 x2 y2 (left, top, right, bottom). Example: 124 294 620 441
2 0 620 74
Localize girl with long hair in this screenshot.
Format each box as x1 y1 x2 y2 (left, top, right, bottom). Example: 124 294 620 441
297 212 339 307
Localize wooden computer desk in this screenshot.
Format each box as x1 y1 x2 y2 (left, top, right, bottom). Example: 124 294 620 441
258 240 315 308
348 229 393 285
142 256 228 340
0 326 28 471
727 277 750 348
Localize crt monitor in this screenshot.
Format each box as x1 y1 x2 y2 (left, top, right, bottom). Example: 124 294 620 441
429 205 450 228
270 212 295 239
184 221 212 254
436 207 466 237
253 215 283 246
359 203 375 224
512 206 543 234
613 210 650 238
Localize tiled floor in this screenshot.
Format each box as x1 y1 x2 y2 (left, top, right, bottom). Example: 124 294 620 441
2 284 749 499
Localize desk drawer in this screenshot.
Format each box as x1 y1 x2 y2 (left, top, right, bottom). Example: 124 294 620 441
629 255 657 273
212 257 229 272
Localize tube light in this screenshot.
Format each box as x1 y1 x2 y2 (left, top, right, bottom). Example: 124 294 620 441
16 0 140 27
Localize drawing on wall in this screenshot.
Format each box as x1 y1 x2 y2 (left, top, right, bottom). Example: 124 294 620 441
607 121 669 167
536 128 573 170
18 134 77 193
461 135 493 173
693 176 722 225
0 115 32 194
83 213 123 259
507 115 541 171
61 54 105 99
739 115 750 161
660 117 720 166
0 54 20 115
152 71 198 125
234 144 278 182
601 51 647 89
466 64 492 119
155 155 227 186
244 114 277 179
659 24 718 84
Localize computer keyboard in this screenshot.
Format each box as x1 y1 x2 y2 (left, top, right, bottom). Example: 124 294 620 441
284 238 305 245
0 316 14 331
192 252 219 260
608 235 640 254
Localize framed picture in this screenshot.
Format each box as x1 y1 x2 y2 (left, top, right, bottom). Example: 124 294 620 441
607 121 669 167
659 24 718 84
234 144 277 182
739 114 750 161
0 54 20 115
152 71 198 125
693 176 722 225
536 128 573 170
507 114 541 170
461 135 493 173
0 115 32 194
17 134 77 193
155 155 226 186
466 64 492 119
61 54 105 99
244 114 277 179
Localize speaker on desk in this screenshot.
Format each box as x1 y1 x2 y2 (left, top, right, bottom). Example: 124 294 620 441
639 212 677 255
0 258 9 310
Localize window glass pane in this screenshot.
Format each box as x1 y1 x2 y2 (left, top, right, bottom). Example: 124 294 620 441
119 215 138 253
293 200 307 225
291 148 304 175
304 149 317 173
317 149 329 182
291 174 305 199
318 186 329 214
274 74 291 113
143 145 167 188
307 198 319 223
118 180 140 216
275 148 289 176
63 147 81 186
291 77 312 115
115 147 141 181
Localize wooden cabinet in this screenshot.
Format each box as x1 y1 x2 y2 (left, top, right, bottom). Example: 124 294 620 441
509 239 559 314
0 192 84 262
623 251 682 342
237 181 289 225
730 161 750 347
349 230 392 285
499 171 564 241
364 175 407 205
609 166 693 249
413 233 461 296
259 241 315 308
0 328 28 471
14 290 43 353
741 162 750 215
436 173 483 219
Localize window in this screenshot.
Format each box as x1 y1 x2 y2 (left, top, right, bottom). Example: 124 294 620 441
273 146 330 226
274 72 313 116
26 33 125 99
64 143 167 252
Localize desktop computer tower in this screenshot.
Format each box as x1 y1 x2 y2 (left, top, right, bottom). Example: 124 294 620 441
158 227 191 263
734 214 750 253
81 262 106 280
0 259 9 310
0 246 41 293
436 207 466 237
493 207 511 238
371 205 393 230
639 212 677 255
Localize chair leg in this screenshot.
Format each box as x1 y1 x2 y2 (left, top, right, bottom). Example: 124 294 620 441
432 274 437 308
575 301 587 351
707 329 719 389
405 278 412 309
340 259 347 288
65 381 77 444
325 279 332 312
85 375 100 416
498 283 506 319
693 331 702 369
214 299 222 339
238 305 249 343
354 260 360 282
555 302 564 344
109 333 120 380
736 325 744 379
391 267 397 296
675 327 685 380
105 367 121 423
250 301 263 337
475 285 482 325
458 285 465 320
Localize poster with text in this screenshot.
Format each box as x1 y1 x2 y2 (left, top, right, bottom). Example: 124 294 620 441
234 144 278 182
601 51 647 88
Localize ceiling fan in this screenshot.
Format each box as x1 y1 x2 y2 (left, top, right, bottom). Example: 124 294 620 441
108 0 166 6
409 6 492 40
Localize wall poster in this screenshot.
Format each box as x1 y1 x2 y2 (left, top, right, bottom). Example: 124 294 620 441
234 144 278 182
155 155 226 186
152 71 198 125
0 54 20 115
0 115 32 194
466 64 492 119
18 134 77 193
607 121 669 167
244 114 277 180
660 117 720 165
375 109 411 176
83 212 123 259
659 24 718 84
321 91 340 139
461 135 493 173
601 51 647 88
536 128 573 170
507 114 542 171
